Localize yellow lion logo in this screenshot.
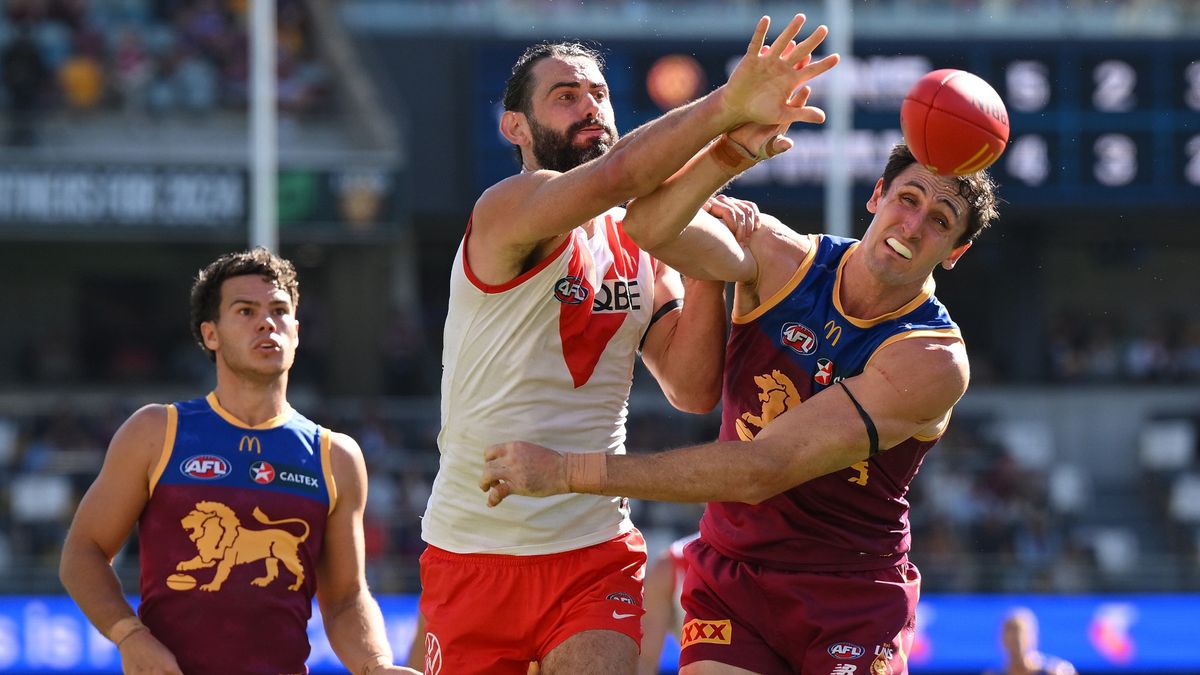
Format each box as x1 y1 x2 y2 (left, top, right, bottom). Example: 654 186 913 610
174 501 310 592
735 369 801 440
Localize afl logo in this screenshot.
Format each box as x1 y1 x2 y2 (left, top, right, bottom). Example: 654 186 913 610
554 275 590 305
828 642 866 659
781 322 817 355
180 455 230 480
250 461 276 485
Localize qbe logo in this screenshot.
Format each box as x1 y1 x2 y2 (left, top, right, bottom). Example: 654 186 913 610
180 455 230 480
781 322 817 355
828 641 866 659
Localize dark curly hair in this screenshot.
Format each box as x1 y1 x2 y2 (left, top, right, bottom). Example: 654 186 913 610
189 248 299 361
880 142 1000 246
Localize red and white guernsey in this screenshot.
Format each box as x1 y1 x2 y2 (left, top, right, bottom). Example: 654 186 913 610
424 208 656 554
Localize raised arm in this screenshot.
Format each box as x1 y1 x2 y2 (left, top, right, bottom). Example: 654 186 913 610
317 433 418 675
59 405 182 674
472 15 838 284
621 48 838 282
482 336 969 505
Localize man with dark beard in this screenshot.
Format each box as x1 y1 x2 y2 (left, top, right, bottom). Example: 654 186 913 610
418 15 838 675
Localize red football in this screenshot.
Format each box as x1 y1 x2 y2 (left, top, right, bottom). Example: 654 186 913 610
900 69 1010 176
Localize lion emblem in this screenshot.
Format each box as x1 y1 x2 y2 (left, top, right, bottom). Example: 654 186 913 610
735 369 801 440
175 501 310 592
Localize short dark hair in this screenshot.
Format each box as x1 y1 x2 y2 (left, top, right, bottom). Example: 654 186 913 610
879 142 1000 245
189 248 299 361
502 42 605 164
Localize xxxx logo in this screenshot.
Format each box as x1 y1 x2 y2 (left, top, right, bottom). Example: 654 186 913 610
680 619 732 649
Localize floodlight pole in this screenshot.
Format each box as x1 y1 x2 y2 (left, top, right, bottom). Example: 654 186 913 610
250 0 278 252
825 0 853 238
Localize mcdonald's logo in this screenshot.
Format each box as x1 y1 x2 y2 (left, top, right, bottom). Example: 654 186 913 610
238 435 262 454
824 320 843 347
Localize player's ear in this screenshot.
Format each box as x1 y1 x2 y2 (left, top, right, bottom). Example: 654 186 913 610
200 321 219 351
865 178 885 214
500 110 531 146
941 241 972 270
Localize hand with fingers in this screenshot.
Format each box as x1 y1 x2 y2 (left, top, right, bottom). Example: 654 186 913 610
704 194 762 244
720 14 840 130
480 441 569 507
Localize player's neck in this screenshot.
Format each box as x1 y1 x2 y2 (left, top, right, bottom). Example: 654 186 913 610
211 373 291 427
838 252 930 320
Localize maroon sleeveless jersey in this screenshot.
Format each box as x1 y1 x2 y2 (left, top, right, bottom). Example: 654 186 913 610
137 394 334 674
701 236 961 572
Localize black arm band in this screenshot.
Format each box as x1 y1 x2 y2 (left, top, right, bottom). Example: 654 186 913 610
638 298 683 352
838 381 880 457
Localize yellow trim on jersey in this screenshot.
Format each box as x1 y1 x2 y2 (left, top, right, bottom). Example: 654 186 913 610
733 234 820 325
148 404 178 498
868 327 964 365
206 392 292 429
321 429 337 515
833 243 937 328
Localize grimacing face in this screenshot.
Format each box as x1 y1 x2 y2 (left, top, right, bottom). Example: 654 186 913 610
861 163 973 288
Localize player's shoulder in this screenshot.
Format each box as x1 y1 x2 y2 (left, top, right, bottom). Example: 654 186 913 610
474 171 559 226
119 403 171 440
871 334 969 397
743 213 817 288
326 430 364 462
106 403 171 467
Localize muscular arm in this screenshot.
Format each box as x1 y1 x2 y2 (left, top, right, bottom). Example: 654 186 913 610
317 433 414 674
483 337 969 505
639 264 727 413
471 16 836 285
59 404 181 672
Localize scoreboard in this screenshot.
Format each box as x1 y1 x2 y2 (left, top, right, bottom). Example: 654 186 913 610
474 38 1200 213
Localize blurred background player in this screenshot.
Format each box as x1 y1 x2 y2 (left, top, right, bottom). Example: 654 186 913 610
58 249 414 675
638 531 698 675
987 607 1077 675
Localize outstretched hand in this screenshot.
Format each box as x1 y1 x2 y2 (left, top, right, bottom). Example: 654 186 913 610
722 14 839 129
480 441 568 507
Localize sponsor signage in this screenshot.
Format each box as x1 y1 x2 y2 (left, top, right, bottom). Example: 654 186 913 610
0 166 398 233
1 594 1198 672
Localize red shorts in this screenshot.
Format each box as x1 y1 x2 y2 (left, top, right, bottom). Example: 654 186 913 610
419 530 647 675
679 538 920 675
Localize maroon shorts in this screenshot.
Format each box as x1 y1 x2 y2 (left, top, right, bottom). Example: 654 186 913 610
419 530 646 675
679 538 920 675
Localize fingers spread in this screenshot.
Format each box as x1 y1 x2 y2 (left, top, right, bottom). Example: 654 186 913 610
788 24 829 66
769 14 806 56
746 16 770 57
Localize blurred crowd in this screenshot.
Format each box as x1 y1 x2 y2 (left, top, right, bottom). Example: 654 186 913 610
0 0 330 145
1046 312 1200 384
